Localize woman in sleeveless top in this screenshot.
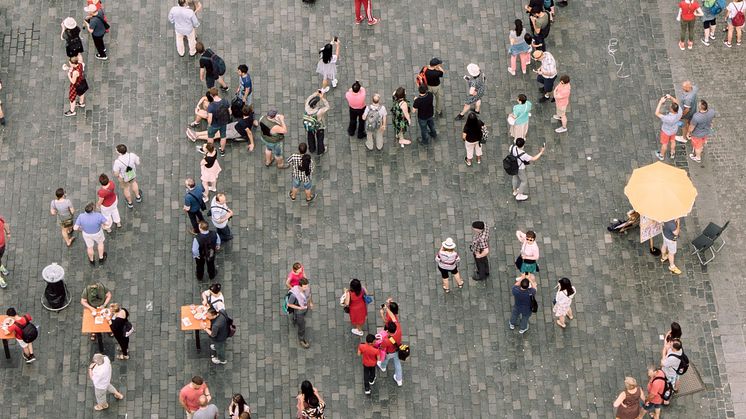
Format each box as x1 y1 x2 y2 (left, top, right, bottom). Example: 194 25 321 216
200 143 222 201
613 377 644 419
391 87 412 147
60 17 84 64
65 56 86 116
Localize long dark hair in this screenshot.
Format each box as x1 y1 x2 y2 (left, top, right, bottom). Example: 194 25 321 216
232 393 248 414
464 111 482 131
558 277 574 296
668 322 682 341
514 19 523 35
300 380 315 400
320 44 333 63
393 86 406 101
350 278 362 296
300 154 312 177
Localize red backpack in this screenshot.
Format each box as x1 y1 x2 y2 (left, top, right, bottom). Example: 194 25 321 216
733 3 746 27
415 66 428 87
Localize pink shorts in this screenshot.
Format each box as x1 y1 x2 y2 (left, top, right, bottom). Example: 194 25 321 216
659 131 676 145
691 136 707 150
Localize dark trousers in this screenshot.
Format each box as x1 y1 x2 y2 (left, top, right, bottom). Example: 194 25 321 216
307 129 326 154
114 334 129 356
187 211 205 233
473 254 490 280
216 225 233 242
348 107 366 138
92 35 106 57
537 75 556 94
363 365 376 391
195 256 216 281
417 117 437 144
292 311 307 340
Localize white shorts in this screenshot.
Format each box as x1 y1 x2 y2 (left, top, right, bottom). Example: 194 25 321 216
16 339 28 348
82 230 105 248
663 236 677 254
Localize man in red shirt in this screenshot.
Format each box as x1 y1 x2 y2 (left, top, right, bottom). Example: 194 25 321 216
357 334 382 395
96 173 121 232
378 298 403 386
644 368 666 419
6 308 36 363
179 375 211 419
0 215 10 288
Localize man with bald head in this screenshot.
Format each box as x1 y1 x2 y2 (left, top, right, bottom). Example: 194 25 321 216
677 80 698 142
192 394 219 419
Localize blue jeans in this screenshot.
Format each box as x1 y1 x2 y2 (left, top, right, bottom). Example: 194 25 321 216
417 117 437 144
510 306 531 330
261 138 283 157
380 351 402 381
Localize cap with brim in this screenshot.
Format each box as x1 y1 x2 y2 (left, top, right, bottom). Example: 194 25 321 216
532 50 544 60
63 17 77 30
472 221 485 230
442 238 456 250
467 63 480 77
267 109 278 118
84 4 97 13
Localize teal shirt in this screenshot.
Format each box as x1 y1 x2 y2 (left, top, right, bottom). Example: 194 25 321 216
512 102 532 125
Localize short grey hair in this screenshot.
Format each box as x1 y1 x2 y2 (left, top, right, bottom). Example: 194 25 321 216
93 353 106 365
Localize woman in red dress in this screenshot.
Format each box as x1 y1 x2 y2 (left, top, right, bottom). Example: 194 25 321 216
343 278 367 336
65 56 86 116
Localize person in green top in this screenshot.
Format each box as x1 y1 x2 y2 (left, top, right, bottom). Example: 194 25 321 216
509 94 533 141
81 281 113 340
259 108 287 168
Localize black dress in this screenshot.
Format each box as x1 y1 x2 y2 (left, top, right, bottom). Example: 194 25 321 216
64 27 84 57
110 308 130 356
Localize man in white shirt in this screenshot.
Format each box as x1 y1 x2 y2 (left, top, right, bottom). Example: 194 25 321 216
168 0 200 57
112 144 142 209
510 138 545 201
209 193 233 242
88 353 124 411
532 50 558 102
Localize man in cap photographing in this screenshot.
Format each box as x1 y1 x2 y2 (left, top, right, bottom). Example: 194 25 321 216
470 221 490 281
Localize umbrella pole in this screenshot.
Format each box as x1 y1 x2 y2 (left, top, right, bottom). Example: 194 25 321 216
649 238 661 256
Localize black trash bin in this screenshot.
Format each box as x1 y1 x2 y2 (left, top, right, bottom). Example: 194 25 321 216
41 263 70 311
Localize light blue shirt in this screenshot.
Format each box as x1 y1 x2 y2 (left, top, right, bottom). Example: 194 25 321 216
74 212 107 234
168 6 200 36
191 232 221 258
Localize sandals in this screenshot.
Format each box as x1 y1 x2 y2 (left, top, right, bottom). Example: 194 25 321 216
116 354 129 360
114 392 124 400
442 286 450 293
67 237 76 247
556 320 566 328
90 333 96 341
288 191 296 201
457 282 464 289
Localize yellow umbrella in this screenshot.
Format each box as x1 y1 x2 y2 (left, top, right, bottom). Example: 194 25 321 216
624 161 698 222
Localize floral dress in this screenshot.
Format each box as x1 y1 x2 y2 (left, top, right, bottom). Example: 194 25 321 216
465 74 486 105
552 287 576 317
391 98 411 135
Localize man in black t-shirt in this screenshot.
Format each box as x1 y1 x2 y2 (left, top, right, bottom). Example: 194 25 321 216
424 58 445 116
196 41 228 90
234 106 257 152
412 85 437 145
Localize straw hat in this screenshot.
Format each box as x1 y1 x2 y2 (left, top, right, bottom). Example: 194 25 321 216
442 237 456 250
467 63 480 77
63 17 77 30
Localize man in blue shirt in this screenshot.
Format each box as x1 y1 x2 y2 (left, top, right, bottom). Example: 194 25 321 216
236 65 253 106
509 277 537 333
73 202 109 265
83 5 108 60
183 178 205 234
192 221 220 281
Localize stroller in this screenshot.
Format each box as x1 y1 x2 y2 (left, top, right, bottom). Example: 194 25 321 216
607 210 640 234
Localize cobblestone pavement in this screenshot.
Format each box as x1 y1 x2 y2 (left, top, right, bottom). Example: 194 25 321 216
0 0 737 417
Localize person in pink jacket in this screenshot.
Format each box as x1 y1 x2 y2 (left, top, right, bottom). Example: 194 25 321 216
552 75 571 133
516 230 540 281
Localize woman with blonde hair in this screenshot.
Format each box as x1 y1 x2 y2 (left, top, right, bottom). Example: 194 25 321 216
613 376 644 419
435 237 464 292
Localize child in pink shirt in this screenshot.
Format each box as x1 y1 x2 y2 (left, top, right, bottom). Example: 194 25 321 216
552 75 571 133
285 262 306 289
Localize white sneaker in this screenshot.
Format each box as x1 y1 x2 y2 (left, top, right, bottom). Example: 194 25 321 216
320 86 330 94
331 79 338 88
674 135 687 143
554 127 567 133
351 328 364 336
0 265 8 276
507 67 515 76
377 361 386 372
515 194 528 201
210 344 215 350
552 115 561 120
394 376 403 387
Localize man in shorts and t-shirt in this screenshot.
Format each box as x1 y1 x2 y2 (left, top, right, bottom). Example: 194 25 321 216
687 99 715 162
661 218 681 275
259 109 287 168
206 87 231 156
96 173 121 231
179 376 211 419
112 144 142 209
644 368 667 419
677 80 698 141
655 94 682 160
74 202 109 265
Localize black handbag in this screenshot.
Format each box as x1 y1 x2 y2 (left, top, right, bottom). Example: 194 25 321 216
514 256 523 270
530 294 538 313
76 78 89 95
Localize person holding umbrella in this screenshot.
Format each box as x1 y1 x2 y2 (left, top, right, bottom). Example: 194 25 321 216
661 218 682 275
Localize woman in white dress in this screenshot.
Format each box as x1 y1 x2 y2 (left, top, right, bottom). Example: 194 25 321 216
553 277 576 328
316 38 340 89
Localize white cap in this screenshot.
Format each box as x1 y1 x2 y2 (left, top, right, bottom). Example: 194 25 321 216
84 4 97 13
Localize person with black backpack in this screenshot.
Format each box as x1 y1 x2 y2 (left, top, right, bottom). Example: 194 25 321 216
60 17 84 65
504 138 545 201
183 178 206 235
661 340 688 396
192 221 220 281
196 41 228 90
6 307 37 363
203 307 229 364
644 367 671 418
205 87 232 157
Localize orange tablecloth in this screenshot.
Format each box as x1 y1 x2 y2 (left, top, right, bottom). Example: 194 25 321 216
81 309 112 334
180 305 210 331
0 315 15 340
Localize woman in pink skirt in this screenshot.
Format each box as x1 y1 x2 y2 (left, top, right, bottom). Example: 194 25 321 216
199 143 221 201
